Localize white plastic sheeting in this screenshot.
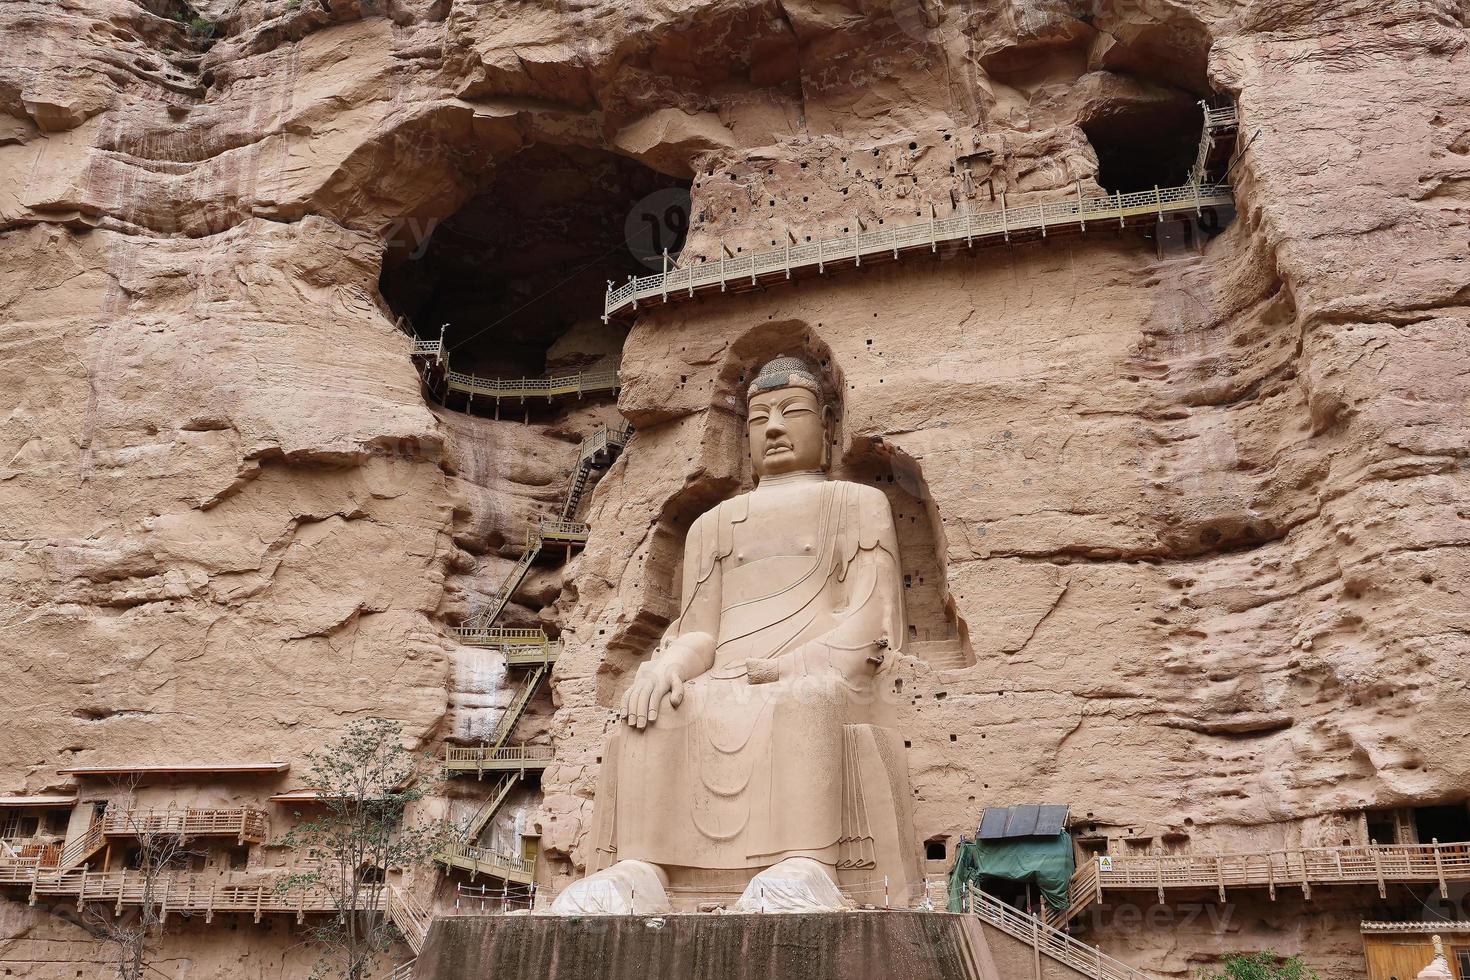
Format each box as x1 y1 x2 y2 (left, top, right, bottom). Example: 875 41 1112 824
733 858 850 913
550 860 673 915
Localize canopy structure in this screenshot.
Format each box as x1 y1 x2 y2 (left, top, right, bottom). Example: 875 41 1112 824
0 796 77 808
948 805 1075 914
58 763 289 777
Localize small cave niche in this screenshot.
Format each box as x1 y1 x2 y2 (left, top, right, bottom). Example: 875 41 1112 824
837 441 973 670
378 143 690 411
1080 92 1203 193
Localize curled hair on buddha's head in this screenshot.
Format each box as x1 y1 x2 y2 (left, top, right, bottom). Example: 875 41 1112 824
747 356 824 400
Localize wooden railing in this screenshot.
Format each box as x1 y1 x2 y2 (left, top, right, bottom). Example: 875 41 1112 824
967 885 1148 980
58 821 105 870
102 806 269 844
387 960 416 980
438 840 535 885
443 744 554 771
387 885 431 955
13 867 385 921
533 519 590 545
1050 840 1470 925
3 840 61 869
604 181 1233 319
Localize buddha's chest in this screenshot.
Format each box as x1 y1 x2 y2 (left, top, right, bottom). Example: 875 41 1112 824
725 485 826 568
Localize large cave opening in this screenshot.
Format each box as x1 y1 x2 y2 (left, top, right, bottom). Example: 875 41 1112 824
1080 91 1203 193
380 143 690 401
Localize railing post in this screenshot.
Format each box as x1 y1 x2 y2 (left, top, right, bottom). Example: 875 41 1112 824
661 248 669 301
817 236 824 273
1373 844 1385 898
1155 184 1163 222
853 222 860 267
1030 912 1042 980
1115 190 1124 228
1077 180 1086 232
1000 191 1009 242
1434 839 1448 897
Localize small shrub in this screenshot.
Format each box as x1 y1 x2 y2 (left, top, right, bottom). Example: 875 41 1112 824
1200 951 1321 980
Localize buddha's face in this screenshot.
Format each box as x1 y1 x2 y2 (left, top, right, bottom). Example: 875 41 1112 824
747 385 827 477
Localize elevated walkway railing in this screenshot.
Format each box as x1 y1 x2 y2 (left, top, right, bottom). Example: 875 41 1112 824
408 335 620 405
387 885 431 955
438 840 535 885
58 822 104 870
604 181 1233 320
101 806 269 844
967 885 1148 980
1051 839 1470 925
4 866 386 922
443 744 554 773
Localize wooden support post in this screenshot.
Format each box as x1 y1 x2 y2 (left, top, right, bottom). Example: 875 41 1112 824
784 234 791 279
1434 839 1448 898
853 222 860 267
1373 846 1386 899
1039 201 1047 238
1000 191 1009 242
1215 854 1226 903
661 248 668 301
720 245 727 291
1300 851 1311 900
1156 858 1165 905
929 202 937 252
1116 190 1125 228
1077 180 1086 232
964 201 973 247
1267 855 1276 901
1031 914 1042 980
1155 184 1164 222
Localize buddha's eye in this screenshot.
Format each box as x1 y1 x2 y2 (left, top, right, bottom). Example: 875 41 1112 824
748 414 769 426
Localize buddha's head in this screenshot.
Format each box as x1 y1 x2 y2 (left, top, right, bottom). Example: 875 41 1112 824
746 356 830 478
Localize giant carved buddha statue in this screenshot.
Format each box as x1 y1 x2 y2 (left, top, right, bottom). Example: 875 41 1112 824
553 356 920 913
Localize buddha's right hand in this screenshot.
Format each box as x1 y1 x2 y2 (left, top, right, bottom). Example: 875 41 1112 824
619 659 685 730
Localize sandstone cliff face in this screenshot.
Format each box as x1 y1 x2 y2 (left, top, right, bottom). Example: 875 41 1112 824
2 0 1468 976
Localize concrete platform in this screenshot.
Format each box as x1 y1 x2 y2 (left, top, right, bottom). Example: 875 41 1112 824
415 910 1004 980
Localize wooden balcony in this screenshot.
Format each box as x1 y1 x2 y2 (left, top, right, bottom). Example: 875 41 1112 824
1048 839 1470 926
101 807 269 844
1 839 61 869
437 840 534 886
442 744 553 774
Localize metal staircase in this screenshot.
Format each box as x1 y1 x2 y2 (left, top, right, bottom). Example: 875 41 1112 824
967 886 1148 980
437 423 631 885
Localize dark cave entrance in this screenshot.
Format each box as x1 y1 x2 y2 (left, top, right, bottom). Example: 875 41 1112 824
1080 93 1204 193
379 143 690 405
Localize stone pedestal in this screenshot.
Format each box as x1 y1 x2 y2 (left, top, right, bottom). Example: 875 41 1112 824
414 910 1001 980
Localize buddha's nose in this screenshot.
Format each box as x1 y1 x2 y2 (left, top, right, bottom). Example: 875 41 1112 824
766 413 788 436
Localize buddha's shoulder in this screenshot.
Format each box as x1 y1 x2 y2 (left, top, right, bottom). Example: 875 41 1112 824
828 479 893 509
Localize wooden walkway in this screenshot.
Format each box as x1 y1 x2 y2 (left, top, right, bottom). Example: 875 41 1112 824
101 806 269 844
0 856 421 926
1048 840 1470 927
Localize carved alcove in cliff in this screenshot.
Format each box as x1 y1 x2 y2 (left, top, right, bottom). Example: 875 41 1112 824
594 320 972 712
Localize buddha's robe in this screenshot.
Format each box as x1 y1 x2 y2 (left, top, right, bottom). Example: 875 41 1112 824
593 476 905 871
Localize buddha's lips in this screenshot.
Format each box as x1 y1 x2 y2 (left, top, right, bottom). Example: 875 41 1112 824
765 443 792 456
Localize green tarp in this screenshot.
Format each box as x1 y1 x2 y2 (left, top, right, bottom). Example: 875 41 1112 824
946 832 1075 913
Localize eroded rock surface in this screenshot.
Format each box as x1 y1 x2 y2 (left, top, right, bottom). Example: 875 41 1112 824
1 0 1468 976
